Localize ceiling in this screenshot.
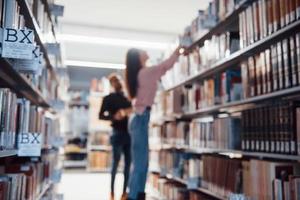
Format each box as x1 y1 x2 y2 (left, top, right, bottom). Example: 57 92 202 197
56 0 211 91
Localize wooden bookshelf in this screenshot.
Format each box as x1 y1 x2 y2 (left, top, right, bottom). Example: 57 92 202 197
181 85 300 118
163 173 226 200
40 0 57 39
0 150 18 158
166 19 300 91
36 181 53 200
192 188 226 200
17 0 59 83
186 148 300 161
0 58 50 107
188 0 251 51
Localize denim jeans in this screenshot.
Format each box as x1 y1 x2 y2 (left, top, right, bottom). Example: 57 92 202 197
110 129 131 195
128 109 150 199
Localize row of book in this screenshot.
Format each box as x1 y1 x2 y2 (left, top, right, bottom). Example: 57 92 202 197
0 88 61 151
27 0 55 37
152 115 241 151
242 33 300 99
148 172 189 200
148 172 219 200
0 153 59 200
163 33 300 114
241 101 300 155
152 100 300 155
163 69 242 114
183 0 243 44
243 159 300 200
154 151 300 200
190 116 241 150
162 31 240 89
239 0 300 48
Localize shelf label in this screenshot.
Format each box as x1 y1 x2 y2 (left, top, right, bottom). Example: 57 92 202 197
1 28 35 59
18 132 43 157
50 4 65 17
46 43 60 56
12 46 41 74
187 177 200 190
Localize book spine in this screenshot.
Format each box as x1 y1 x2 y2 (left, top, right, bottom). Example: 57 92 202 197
297 107 300 155
289 36 298 87
248 57 257 97
280 0 286 27
282 38 292 88
241 62 249 99
296 33 300 86
253 2 260 42
290 0 297 22
264 106 270 152
265 49 273 93
261 52 267 94
271 45 279 91
267 0 274 35
285 0 291 25
297 0 300 19
273 0 280 32
277 41 285 90
258 0 264 40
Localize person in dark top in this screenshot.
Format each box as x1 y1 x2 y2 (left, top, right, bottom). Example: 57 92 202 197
99 74 132 200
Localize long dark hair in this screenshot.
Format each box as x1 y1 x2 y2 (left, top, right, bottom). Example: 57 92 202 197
125 48 142 99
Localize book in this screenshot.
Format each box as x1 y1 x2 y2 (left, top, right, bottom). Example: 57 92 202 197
271 44 279 91
241 101 300 155
277 41 285 90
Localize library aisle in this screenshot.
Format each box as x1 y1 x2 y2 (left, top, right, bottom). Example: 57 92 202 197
1 0 300 200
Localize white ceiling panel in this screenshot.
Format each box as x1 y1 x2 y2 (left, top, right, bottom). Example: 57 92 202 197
56 0 210 34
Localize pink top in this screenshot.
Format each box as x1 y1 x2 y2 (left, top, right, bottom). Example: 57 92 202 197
134 51 179 114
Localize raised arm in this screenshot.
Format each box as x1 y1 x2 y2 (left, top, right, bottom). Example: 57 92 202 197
141 46 182 80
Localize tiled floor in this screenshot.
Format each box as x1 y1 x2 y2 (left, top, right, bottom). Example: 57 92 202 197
58 171 124 200
58 170 157 200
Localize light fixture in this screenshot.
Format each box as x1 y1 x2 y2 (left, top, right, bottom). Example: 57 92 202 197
66 60 125 69
58 34 169 50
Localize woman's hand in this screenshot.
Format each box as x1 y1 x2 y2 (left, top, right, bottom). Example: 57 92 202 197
113 109 126 121
175 46 186 56
113 108 132 120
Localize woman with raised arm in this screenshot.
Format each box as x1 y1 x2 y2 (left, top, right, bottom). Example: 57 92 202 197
124 46 182 200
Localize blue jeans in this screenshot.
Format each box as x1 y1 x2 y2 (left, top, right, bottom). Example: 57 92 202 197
128 109 150 199
110 129 131 195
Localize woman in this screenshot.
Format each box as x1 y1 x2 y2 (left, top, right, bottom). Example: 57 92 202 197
125 47 181 200
99 74 132 200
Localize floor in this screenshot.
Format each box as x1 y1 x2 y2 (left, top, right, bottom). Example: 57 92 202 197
58 170 157 200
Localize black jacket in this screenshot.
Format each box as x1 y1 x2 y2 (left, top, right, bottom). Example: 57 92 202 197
99 92 131 131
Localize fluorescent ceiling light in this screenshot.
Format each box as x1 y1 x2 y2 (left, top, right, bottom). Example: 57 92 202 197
66 60 125 69
58 34 169 50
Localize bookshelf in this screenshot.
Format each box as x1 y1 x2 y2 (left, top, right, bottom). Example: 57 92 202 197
0 0 65 199
0 150 18 158
182 85 300 118
151 172 227 200
150 0 300 199
17 0 59 83
188 0 250 50
166 19 300 91
36 181 53 200
0 58 49 107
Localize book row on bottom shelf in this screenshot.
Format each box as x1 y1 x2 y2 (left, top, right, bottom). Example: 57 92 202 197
149 149 300 200
0 151 62 200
